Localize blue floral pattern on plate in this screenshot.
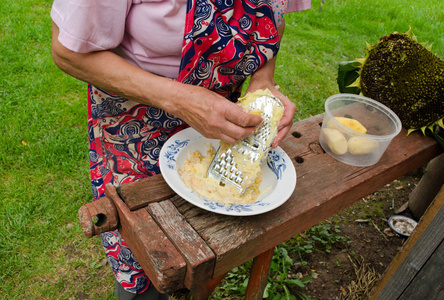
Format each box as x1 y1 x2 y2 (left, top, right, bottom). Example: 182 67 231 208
267 149 286 180
203 198 271 212
164 139 189 170
160 128 296 216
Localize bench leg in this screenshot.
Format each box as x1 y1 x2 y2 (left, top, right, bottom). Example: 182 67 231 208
245 247 274 300
188 272 227 300
189 247 274 300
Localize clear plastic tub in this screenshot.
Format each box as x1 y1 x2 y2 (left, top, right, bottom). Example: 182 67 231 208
319 94 402 167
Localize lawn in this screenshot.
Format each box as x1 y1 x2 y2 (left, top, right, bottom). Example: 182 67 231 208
1 0 443 299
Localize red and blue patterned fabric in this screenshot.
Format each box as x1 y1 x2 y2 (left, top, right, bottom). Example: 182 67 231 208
178 0 280 100
88 85 187 293
90 0 280 294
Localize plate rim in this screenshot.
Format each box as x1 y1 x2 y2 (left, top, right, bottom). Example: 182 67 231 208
159 127 296 216
388 214 418 237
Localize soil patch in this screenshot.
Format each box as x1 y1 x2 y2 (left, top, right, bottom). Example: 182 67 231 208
292 168 423 299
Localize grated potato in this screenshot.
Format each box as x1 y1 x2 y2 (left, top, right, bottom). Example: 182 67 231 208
178 145 262 205
178 89 283 205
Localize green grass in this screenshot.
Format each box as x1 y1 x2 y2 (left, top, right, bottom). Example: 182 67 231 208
1 1 114 299
1 0 443 299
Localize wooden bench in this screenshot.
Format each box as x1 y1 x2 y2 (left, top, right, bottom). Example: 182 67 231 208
78 114 442 299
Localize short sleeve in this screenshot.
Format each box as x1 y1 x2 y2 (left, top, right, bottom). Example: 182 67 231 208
51 0 132 53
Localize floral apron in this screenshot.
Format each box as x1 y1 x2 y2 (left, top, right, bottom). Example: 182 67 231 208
92 0 281 294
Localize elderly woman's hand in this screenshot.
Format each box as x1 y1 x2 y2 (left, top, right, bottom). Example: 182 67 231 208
243 19 296 147
246 71 297 148
267 86 296 148
168 84 264 144
246 84 296 148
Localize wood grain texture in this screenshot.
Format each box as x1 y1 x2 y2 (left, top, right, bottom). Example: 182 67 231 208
398 240 444 299
188 272 228 300
147 196 216 290
245 248 275 300
116 174 175 210
78 196 119 238
105 184 187 293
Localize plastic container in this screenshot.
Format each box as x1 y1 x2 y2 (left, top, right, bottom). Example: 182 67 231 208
319 94 402 167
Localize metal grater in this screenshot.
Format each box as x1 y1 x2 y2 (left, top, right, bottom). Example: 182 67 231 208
207 94 284 194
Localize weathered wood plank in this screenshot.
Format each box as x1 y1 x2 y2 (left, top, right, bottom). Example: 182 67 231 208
78 196 119 238
188 272 228 300
399 240 444 300
116 174 175 210
105 184 186 293
147 197 216 290
245 248 275 300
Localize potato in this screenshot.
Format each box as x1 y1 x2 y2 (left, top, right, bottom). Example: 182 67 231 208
328 117 367 134
322 128 348 155
348 136 379 155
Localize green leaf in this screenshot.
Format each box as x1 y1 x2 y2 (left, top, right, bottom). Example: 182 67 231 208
242 277 249 288
426 125 444 150
285 255 293 266
283 285 294 300
263 282 272 298
278 247 288 257
301 276 313 284
337 60 361 94
270 261 279 272
284 279 306 287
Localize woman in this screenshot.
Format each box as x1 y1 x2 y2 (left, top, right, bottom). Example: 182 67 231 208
51 0 309 298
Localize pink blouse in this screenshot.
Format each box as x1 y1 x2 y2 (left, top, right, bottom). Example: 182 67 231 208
287 0 311 12
51 0 187 78
51 0 311 79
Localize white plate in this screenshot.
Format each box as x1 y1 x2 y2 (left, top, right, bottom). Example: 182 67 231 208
159 127 296 216
388 215 418 237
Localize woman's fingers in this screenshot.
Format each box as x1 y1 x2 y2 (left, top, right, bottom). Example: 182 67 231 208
207 104 263 144
176 88 263 143
265 87 297 148
224 103 263 130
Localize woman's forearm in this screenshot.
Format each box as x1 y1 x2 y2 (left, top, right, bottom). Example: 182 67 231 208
51 22 183 114
51 22 263 144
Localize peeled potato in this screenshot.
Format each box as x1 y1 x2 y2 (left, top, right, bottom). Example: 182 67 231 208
328 117 367 134
348 136 379 155
249 109 262 116
322 128 348 155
